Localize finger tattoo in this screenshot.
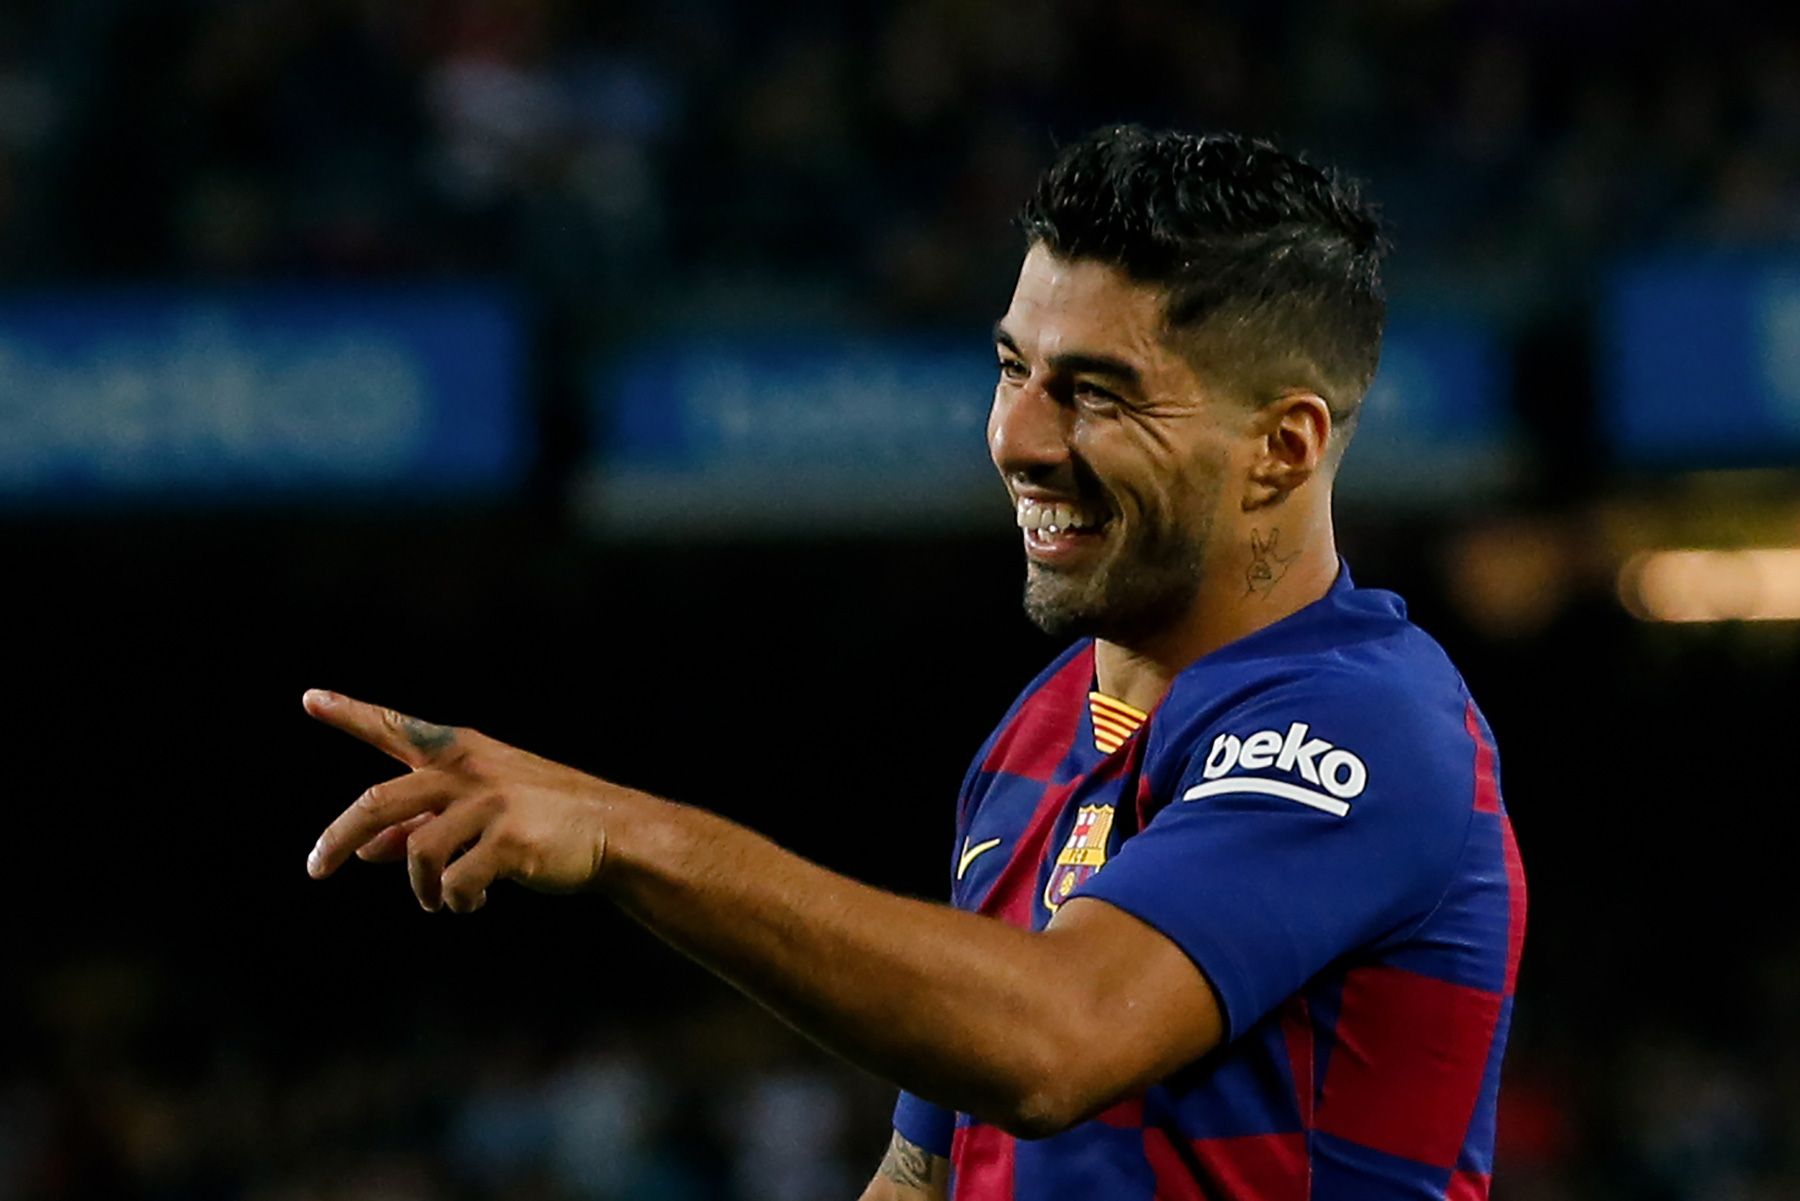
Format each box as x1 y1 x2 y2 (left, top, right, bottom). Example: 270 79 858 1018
399 715 457 754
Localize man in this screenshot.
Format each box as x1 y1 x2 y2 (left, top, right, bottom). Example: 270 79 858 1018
306 126 1525 1200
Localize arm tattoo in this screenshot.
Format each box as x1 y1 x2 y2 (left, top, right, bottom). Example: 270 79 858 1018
1245 527 1301 597
399 715 457 754
877 1131 943 1190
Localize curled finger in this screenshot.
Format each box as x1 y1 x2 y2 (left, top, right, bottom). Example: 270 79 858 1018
309 769 455 879
356 813 434 863
405 794 501 912
440 836 507 915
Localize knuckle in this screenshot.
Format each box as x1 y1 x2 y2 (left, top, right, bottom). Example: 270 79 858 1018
491 818 528 855
405 830 444 875
424 730 468 772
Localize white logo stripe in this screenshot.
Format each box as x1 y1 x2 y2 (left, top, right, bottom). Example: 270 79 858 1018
1181 777 1352 817
957 837 1004 881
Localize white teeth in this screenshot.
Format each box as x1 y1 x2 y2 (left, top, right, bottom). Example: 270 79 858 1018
1015 498 1099 532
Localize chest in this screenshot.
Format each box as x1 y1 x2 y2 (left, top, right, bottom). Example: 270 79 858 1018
951 742 1154 930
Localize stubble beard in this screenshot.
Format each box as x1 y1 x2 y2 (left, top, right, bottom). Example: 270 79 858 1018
1022 506 1213 645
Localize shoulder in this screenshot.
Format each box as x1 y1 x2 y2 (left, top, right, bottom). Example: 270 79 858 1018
1147 595 1482 837
1156 584 1470 737
972 640 1095 762
1010 640 1097 718
957 640 1095 817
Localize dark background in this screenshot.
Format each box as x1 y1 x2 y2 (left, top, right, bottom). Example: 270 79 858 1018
4 2 1800 1199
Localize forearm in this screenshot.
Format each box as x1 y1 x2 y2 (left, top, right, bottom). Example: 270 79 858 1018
859 1131 949 1201
301 693 1209 1133
598 790 1074 1133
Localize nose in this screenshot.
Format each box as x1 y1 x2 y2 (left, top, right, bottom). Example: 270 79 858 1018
988 377 1072 484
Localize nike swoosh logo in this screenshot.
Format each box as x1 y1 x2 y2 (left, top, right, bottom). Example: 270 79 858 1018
957 837 1004 880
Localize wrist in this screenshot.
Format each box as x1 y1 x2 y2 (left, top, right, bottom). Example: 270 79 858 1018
589 785 674 896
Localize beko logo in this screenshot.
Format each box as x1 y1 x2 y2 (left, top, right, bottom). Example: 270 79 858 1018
1181 722 1367 817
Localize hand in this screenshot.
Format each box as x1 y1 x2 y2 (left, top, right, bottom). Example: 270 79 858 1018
303 689 611 912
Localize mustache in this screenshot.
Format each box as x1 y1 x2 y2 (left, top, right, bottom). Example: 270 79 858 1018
1066 457 1112 515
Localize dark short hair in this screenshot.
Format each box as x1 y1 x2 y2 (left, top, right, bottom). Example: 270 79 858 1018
1019 125 1388 431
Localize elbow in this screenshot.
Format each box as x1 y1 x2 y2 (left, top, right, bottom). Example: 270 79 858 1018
979 1026 1183 1140
968 984 1194 1139
994 1065 1162 1140
993 1089 1081 1141
983 1050 1100 1140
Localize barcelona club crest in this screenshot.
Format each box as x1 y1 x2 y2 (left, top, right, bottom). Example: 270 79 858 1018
1044 804 1115 913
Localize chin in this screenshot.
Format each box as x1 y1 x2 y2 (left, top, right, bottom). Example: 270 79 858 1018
1024 604 1102 641
1022 568 1110 640
1022 560 1204 645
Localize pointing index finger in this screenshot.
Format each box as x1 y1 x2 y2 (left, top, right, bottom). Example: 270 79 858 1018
302 689 460 768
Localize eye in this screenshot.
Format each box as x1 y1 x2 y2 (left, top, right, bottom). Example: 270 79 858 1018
1074 381 1121 411
997 356 1029 383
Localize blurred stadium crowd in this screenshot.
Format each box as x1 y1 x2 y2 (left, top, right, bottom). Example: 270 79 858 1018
5 2 1800 1200
5 952 893 1201
2 0 1797 327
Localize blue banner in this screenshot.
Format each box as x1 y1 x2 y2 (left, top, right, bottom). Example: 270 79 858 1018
0 287 528 503
587 336 998 534
1603 257 1800 467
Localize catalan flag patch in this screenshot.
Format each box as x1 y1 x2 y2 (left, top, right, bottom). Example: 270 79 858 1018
1089 691 1148 754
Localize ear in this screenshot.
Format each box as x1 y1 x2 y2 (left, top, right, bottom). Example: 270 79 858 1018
1243 391 1332 510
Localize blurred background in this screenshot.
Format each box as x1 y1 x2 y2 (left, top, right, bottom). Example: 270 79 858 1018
3 0 1800 1198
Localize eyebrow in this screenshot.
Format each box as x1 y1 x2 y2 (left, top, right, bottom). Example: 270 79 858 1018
993 321 1144 389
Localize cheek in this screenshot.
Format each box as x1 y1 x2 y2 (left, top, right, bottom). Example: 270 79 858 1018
1170 445 1233 524
1076 423 1186 509
1110 441 1232 537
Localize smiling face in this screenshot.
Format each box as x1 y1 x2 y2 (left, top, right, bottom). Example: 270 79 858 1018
990 243 1249 643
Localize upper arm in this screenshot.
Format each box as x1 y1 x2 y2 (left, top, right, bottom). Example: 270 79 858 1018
1033 896 1227 1119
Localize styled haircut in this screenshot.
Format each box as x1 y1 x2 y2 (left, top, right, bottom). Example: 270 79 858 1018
1019 125 1388 436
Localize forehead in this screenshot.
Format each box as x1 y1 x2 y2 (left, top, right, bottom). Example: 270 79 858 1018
999 244 1169 362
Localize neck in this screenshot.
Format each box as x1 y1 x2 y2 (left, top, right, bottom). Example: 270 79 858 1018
1093 508 1340 714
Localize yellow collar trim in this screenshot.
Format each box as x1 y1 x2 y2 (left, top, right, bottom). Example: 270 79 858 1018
1089 691 1148 754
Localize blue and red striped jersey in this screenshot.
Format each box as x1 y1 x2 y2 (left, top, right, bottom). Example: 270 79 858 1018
894 565 1526 1200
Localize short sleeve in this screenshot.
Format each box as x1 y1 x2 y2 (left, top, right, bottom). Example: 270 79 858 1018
1070 674 1474 1040
892 1089 955 1158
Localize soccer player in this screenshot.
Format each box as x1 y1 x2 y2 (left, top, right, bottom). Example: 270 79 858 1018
305 125 1525 1200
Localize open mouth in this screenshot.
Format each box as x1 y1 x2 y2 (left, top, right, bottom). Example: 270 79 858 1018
1016 497 1110 560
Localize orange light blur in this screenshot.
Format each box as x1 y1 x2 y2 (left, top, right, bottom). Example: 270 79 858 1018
1619 548 1800 623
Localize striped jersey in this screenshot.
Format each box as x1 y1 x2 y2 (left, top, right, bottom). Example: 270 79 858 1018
894 565 1526 1199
